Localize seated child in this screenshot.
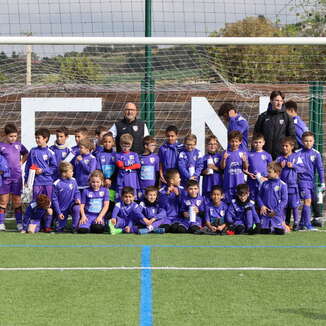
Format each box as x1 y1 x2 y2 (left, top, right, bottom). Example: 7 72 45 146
21 194 53 233
257 162 288 235
78 170 109 234
109 186 144 234
137 186 167 234
52 162 81 233
170 179 205 234
158 169 185 232
226 184 260 235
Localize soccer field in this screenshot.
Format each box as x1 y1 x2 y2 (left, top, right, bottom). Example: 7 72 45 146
0 231 326 326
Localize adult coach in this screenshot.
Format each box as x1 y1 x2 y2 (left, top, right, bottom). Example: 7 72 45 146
254 90 296 159
109 102 149 154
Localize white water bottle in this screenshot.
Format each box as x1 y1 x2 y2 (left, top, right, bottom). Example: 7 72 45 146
189 206 196 222
27 165 37 189
207 156 214 175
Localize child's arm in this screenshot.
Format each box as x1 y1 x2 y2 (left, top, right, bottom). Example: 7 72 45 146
20 144 29 165
241 152 249 172
220 151 229 170
159 163 167 183
204 207 217 231
177 152 190 180
41 151 58 177
24 153 32 184
79 204 88 224
0 155 10 178
51 183 62 217
315 152 325 187
77 156 97 174
95 200 109 224
194 154 204 179
22 204 33 232
73 182 81 204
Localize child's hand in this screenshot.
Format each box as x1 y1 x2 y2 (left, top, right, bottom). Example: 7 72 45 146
280 160 286 168
244 170 256 179
76 155 83 161
95 216 103 224
192 206 199 214
217 225 224 232
207 163 217 170
267 210 276 217
190 176 196 180
59 213 65 220
124 226 131 233
143 218 151 226
35 168 43 175
0 171 3 175
260 176 268 182
148 218 155 225
260 205 269 216
287 161 293 168
104 179 112 188
183 212 190 218
79 215 88 225
75 199 81 205
223 152 229 160
20 230 26 234
160 175 167 184
210 225 217 232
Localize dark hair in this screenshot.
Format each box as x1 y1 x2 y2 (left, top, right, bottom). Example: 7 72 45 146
270 90 285 101
4 123 18 135
165 125 178 135
56 127 69 136
252 133 265 142
211 185 224 194
102 132 114 141
228 130 242 142
302 131 314 139
36 194 51 209
95 125 107 136
143 135 156 147
184 134 197 144
236 183 249 195
121 186 135 196
268 161 282 174
35 128 50 142
186 179 199 189
280 136 295 147
145 186 158 194
218 102 235 117
75 127 88 135
165 168 180 181
206 135 218 144
285 100 297 112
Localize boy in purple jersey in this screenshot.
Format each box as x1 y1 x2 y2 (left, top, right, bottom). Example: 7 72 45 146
201 135 222 199
109 186 144 234
158 168 185 232
78 170 109 233
24 128 57 200
170 179 205 234
245 134 272 201
257 162 288 235
21 194 53 233
285 101 308 148
220 131 248 203
73 139 97 190
275 137 302 231
50 127 71 180
96 132 116 208
0 123 28 231
218 102 249 151
70 127 89 157
136 186 167 234
139 136 159 199
93 125 107 156
158 125 183 184
115 133 141 198
203 186 228 234
226 184 260 235
52 162 81 233
177 134 203 187
296 131 325 229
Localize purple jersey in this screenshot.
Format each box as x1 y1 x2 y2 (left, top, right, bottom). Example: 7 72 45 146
293 116 308 148
178 148 203 186
0 141 28 182
52 177 80 215
73 153 97 188
96 149 116 180
159 185 185 221
139 200 166 222
116 151 140 192
158 141 184 175
50 143 71 180
139 153 159 191
202 152 223 196
111 201 144 229
93 144 104 157
71 145 80 156
81 186 109 215
226 199 259 228
205 201 228 225
24 146 57 186
179 194 205 227
228 114 249 151
22 201 49 231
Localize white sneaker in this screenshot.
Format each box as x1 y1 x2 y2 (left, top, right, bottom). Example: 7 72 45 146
0 223 6 231
16 223 23 232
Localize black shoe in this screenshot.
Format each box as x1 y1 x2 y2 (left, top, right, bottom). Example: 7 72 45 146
292 224 299 231
311 219 323 227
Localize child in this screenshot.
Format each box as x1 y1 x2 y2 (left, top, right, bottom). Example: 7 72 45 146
109 186 144 234
71 127 89 156
158 125 183 184
52 162 81 233
93 125 107 156
220 131 248 203
115 133 140 198
257 162 288 235
275 137 302 230
158 169 185 231
201 135 222 199
21 194 53 233
285 101 308 148
96 132 116 205
50 127 71 180
73 139 97 190
218 102 249 151
24 128 57 199
246 133 272 201
137 186 167 234
78 170 109 233
226 184 260 234
0 123 28 231
177 134 203 187
296 131 325 229
204 186 228 234
170 179 205 234
139 136 159 198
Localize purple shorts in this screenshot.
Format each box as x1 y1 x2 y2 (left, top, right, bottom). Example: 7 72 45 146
299 187 314 201
33 185 53 200
287 188 300 208
79 213 104 230
0 179 22 195
260 215 285 231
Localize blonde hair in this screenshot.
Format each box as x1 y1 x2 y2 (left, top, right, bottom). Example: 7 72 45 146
89 170 105 184
120 133 133 145
79 138 94 151
59 162 73 175
184 134 197 143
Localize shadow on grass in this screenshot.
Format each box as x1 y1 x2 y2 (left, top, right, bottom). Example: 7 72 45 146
277 308 326 321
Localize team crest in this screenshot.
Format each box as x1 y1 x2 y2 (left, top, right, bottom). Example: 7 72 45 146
150 157 155 163
220 210 225 217
274 186 280 191
62 152 67 158
99 191 104 197
69 184 74 190
196 200 201 206
88 193 93 198
15 144 20 150
185 200 191 206
262 155 266 160
101 158 106 162
310 155 316 162
43 154 48 160
279 120 284 125
133 125 138 132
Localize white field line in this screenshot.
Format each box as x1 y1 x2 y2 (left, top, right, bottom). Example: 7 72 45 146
0 267 326 271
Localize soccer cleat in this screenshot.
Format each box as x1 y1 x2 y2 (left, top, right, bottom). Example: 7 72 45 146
311 219 323 227
292 224 299 232
108 221 122 235
0 223 6 231
153 227 165 234
44 227 54 233
138 228 150 235
226 230 235 236
16 223 23 232
306 225 318 231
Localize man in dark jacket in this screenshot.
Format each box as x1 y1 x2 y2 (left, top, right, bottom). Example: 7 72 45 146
254 91 296 159
109 102 149 154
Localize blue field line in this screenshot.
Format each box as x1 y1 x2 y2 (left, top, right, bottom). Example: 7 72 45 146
140 245 152 326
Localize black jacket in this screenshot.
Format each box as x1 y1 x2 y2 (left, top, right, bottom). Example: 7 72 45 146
254 104 296 159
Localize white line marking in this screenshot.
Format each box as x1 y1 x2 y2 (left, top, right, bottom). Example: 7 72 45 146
0 267 326 271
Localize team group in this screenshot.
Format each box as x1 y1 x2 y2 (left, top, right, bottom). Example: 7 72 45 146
0 91 324 235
